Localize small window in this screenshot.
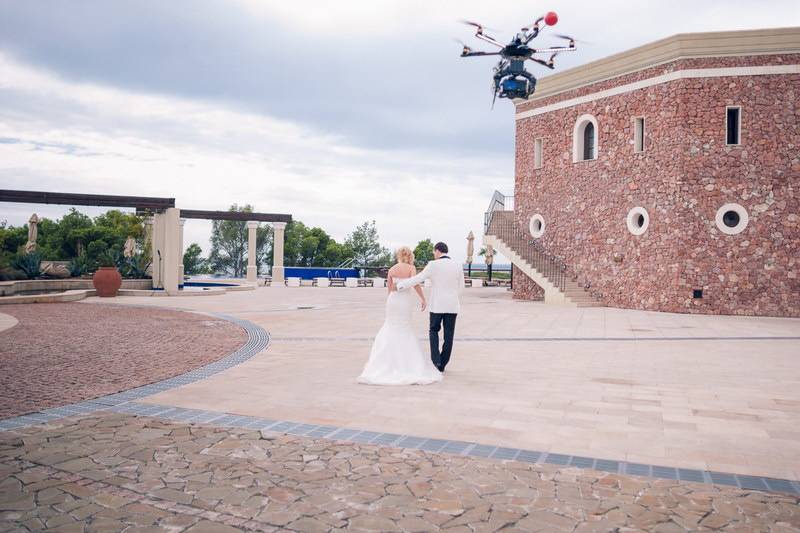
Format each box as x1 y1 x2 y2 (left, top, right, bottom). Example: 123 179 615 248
715 203 749 235
634 117 645 152
726 106 741 145
573 114 598 163
533 138 543 169
583 122 595 161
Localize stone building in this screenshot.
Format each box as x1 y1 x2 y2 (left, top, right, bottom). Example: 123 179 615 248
484 27 799 317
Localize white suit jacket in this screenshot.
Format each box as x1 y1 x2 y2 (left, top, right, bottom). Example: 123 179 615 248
397 256 465 314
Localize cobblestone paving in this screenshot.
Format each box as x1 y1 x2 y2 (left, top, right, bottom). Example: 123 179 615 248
0 304 246 419
1 413 799 532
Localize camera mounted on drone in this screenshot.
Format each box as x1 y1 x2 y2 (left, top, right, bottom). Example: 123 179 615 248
458 12 578 106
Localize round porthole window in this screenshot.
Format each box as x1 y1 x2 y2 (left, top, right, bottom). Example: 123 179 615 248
715 203 749 235
529 214 545 238
626 207 649 236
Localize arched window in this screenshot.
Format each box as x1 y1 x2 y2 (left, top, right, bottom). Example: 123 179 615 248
573 114 599 162
583 122 595 161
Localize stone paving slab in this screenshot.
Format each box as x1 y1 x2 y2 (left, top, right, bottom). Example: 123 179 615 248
119 287 800 482
2 412 800 532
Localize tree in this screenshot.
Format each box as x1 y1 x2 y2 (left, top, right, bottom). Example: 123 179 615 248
1 208 144 271
256 225 272 274
413 239 434 267
208 204 251 277
0 221 27 268
345 220 389 267
183 243 209 275
278 221 353 267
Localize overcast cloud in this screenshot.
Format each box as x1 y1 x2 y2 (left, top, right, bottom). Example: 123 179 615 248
0 0 798 260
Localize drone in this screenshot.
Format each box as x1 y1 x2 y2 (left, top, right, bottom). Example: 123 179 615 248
459 12 577 105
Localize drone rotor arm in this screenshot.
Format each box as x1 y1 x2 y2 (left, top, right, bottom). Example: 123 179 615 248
462 50 501 57
522 16 545 43
528 56 556 70
475 32 504 48
530 45 576 54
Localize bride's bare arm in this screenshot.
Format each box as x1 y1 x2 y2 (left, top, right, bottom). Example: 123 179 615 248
387 265 398 294
411 266 426 310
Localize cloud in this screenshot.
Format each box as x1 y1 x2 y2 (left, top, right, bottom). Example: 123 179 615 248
0 52 505 259
0 0 798 262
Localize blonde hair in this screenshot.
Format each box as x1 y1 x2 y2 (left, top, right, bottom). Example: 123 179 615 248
395 246 415 265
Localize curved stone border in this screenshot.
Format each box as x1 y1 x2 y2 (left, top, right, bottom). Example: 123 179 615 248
0 312 269 428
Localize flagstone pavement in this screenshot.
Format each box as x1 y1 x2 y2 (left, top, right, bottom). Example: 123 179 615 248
2 285 800 531
1 412 799 532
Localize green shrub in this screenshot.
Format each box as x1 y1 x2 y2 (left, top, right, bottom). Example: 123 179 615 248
0 267 27 281
68 254 90 277
96 250 117 268
11 252 42 279
121 252 151 279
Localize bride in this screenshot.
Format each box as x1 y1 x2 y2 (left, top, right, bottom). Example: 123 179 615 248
358 246 443 386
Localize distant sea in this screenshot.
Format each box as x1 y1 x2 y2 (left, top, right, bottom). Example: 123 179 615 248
463 263 511 271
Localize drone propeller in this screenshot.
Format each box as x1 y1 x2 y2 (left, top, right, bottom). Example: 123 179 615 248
461 20 503 48
454 38 473 56
553 33 589 45
460 20 498 32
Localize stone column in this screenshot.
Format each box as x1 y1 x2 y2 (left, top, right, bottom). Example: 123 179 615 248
178 218 186 287
161 207 181 295
144 216 154 279
272 222 286 284
246 221 258 283
151 213 166 289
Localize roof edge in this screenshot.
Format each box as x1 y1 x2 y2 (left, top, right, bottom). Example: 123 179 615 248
518 27 800 105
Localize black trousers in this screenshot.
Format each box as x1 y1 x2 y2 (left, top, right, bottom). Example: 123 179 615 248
429 312 457 371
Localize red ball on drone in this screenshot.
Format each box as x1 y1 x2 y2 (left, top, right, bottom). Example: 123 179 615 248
544 11 558 26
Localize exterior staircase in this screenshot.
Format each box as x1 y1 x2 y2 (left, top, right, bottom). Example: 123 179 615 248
484 193 601 307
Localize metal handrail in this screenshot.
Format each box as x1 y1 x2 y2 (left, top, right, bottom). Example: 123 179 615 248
485 201 569 292
337 258 355 268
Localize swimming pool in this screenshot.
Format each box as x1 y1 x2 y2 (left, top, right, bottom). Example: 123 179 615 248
283 267 360 280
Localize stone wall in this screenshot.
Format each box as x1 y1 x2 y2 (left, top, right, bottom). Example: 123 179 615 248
511 265 545 301
513 55 800 317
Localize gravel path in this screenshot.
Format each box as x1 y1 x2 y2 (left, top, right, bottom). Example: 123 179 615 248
0 303 246 418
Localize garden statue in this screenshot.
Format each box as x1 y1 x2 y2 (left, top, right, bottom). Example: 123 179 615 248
466 231 475 277
24 213 39 254
123 236 136 258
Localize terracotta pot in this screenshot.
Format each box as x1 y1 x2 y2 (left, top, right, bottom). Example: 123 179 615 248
93 267 122 297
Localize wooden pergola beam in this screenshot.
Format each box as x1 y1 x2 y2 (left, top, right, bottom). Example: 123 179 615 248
0 189 175 210
179 209 292 223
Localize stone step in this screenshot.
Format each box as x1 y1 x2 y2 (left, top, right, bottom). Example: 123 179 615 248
487 233 601 306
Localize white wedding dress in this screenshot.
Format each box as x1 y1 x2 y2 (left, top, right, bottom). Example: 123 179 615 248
358 278 443 386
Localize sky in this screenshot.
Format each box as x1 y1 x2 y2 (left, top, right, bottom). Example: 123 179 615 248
0 0 798 263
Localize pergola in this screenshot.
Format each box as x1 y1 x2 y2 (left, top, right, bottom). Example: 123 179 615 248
0 189 292 294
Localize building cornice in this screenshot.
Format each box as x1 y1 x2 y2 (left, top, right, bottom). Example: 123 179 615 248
515 27 800 108
516 64 800 120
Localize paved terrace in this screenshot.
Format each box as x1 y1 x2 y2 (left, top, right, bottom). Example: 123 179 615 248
79 286 800 482
2 288 800 531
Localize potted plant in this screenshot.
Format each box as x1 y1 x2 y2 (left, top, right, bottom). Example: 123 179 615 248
92 251 122 297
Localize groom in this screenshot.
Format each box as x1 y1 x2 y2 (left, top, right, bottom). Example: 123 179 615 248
396 242 464 372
